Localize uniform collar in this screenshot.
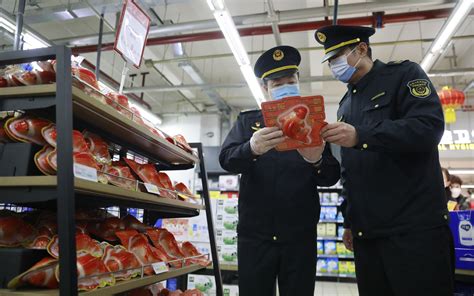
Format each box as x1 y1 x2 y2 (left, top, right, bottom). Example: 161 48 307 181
347 59 384 93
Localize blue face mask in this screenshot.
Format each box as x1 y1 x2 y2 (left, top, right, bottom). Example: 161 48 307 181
269 84 300 100
329 48 361 83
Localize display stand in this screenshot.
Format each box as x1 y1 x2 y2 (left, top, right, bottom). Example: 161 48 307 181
317 187 356 282
0 46 223 296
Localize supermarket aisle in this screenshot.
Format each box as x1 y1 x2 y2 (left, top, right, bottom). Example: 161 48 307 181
314 282 359 296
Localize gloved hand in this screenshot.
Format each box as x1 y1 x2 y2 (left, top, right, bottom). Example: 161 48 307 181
297 141 325 163
250 127 286 155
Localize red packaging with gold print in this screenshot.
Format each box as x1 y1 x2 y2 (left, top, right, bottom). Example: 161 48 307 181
261 95 326 151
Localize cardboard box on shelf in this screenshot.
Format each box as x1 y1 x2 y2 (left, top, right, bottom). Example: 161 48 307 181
223 285 239 296
218 245 238 264
327 258 339 274
317 259 328 274
324 241 337 255
339 261 349 274
317 240 324 255
219 175 240 191
187 274 216 295
321 192 331 204
336 242 346 255
326 223 337 237
330 192 339 204
338 225 345 238
317 223 327 237
216 213 239 231
216 198 239 216
216 229 238 245
348 261 356 275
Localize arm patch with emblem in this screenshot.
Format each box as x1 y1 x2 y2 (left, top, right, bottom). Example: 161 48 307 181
407 79 431 98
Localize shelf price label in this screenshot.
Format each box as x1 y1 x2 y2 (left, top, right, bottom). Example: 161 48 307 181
74 163 98 182
152 261 169 274
144 183 161 195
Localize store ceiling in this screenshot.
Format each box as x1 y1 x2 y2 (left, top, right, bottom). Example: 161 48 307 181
0 0 473 113
0 0 473 179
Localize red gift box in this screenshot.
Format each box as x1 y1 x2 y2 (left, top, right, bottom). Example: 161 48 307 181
261 95 326 151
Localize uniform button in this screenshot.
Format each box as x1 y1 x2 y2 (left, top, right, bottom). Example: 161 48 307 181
253 158 257 162
374 104 379 108
362 143 368 149
317 170 321 174
358 232 363 237
352 89 357 94
273 236 278 241
444 214 448 220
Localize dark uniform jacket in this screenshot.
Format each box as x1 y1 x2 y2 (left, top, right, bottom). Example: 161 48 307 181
338 59 449 239
219 110 340 242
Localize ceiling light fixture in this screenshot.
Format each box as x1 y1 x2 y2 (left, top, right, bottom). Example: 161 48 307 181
207 0 265 106
420 0 474 72
449 169 474 175
0 16 49 49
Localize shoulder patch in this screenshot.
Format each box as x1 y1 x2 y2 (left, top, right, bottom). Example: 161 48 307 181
407 79 431 98
388 60 409 66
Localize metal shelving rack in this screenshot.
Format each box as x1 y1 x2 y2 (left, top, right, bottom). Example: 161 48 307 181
0 46 223 295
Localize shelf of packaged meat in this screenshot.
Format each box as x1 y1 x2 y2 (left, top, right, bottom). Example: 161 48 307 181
0 176 203 217
0 84 199 167
0 264 205 296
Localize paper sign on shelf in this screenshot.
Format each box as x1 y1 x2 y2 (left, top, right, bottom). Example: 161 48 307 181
144 183 161 195
152 262 169 274
73 163 98 182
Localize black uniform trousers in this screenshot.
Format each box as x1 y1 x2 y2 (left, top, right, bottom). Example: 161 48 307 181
353 226 454 296
238 235 317 296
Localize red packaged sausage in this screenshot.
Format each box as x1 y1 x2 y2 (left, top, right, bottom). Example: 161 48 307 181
261 95 326 151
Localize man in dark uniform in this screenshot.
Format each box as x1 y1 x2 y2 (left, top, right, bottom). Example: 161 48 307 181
315 25 454 295
219 45 340 296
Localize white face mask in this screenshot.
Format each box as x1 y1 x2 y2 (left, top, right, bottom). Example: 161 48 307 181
452 187 462 199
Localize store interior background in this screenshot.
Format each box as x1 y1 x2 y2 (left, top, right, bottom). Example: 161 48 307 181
0 0 473 294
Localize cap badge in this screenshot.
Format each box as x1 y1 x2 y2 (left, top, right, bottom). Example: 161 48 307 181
317 32 326 43
273 49 284 61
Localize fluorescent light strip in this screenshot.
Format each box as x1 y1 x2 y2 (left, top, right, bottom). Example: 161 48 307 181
207 0 265 106
0 16 49 49
462 185 474 189
420 0 474 71
449 170 474 175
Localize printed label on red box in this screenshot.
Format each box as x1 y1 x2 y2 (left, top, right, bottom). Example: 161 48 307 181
261 96 326 151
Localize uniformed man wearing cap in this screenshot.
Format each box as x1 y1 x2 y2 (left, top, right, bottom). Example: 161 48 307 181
315 25 454 295
219 45 340 295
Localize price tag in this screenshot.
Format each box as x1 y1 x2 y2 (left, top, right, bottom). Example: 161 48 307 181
152 262 169 274
73 163 98 182
144 183 161 195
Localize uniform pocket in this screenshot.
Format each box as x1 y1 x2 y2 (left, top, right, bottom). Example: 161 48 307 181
362 93 393 123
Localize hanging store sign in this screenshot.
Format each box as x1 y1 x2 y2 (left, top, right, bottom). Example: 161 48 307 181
114 0 151 68
438 129 474 151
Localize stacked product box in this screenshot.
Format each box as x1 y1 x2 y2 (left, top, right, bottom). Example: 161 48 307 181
215 197 239 266
187 274 239 296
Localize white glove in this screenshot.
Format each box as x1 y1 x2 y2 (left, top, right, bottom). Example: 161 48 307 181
250 127 285 155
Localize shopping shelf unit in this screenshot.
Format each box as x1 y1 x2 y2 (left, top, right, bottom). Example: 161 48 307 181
317 187 356 282
0 47 223 295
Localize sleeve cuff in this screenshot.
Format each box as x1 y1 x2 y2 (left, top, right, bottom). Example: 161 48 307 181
243 141 258 161
354 125 372 151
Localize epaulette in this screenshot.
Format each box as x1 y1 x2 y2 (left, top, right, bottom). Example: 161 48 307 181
387 60 409 66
